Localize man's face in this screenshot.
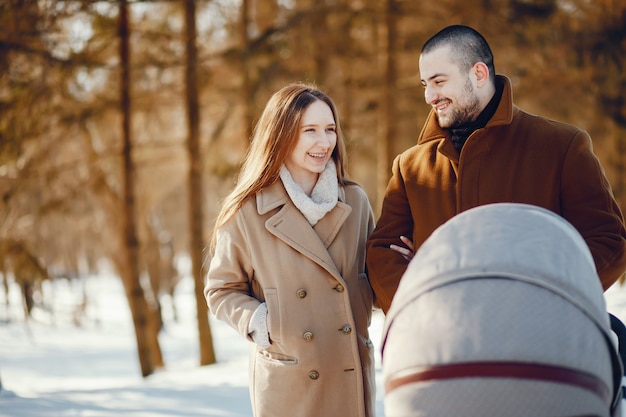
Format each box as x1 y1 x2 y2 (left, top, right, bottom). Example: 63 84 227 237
419 45 481 129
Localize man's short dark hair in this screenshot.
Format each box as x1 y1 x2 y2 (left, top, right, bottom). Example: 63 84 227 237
422 25 496 82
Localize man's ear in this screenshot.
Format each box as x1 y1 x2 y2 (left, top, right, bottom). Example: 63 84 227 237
473 62 490 87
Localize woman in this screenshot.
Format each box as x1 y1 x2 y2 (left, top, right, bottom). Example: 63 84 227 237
205 83 376 417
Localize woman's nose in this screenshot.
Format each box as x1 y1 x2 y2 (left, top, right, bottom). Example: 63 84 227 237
320 132 334 146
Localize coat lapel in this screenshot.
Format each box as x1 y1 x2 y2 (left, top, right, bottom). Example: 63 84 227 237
257 181 351 280
313 198 351 248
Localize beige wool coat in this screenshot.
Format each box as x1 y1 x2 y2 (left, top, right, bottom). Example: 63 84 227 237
206 180 376 417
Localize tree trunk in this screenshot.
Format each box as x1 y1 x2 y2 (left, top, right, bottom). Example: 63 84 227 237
240 0 254 141
311 1 329 85
252 0 277 35
377 0 398 213
184 0 216 366
612 123 625 211
118 0 162 377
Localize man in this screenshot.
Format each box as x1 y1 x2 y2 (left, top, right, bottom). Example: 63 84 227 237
366 24 626 314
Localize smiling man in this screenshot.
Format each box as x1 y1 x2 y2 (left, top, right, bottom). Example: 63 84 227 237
366 24 626 314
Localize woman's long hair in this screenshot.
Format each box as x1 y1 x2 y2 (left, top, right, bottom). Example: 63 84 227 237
210 83 347 250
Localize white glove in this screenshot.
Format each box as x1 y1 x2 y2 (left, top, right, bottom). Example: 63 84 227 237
248 302 271 349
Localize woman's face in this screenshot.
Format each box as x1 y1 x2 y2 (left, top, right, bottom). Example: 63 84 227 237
284 99 337 188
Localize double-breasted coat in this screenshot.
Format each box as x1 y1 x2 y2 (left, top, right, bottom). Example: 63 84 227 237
206 180 376 417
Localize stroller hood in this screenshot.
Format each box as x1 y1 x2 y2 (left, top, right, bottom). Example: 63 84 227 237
382 203 620 417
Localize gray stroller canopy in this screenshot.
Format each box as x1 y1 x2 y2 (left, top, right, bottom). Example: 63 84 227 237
382 203 622 417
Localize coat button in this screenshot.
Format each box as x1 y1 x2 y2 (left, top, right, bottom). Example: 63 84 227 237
309 370 319 380
296 288 307 298
334 284 344 292
340 324 352 334
303 331 313 341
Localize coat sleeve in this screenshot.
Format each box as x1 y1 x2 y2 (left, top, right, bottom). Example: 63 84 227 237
366 154 415 314
561 130 626 289
205 212 261 342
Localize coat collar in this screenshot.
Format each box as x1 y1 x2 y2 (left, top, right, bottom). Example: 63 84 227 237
256 181 352 280
256 180 348 214
417 75 516 147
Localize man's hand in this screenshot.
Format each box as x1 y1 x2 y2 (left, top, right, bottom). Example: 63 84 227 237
390 235 415 261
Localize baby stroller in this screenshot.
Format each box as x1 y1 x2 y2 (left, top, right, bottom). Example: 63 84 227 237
382 203 624 417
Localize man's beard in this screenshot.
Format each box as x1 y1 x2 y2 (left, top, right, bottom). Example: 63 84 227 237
438 78 481 129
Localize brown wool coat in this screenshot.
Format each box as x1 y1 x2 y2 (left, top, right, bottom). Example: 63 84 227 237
206 180 376 417
367 75 626 314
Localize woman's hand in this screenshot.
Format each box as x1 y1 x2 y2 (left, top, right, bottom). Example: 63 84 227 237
248 302 271 349
390 235 415 261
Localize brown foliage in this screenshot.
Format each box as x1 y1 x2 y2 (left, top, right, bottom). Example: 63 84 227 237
0 0 624 331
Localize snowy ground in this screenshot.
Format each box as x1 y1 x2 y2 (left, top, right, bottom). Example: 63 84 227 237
0 273 625 417
0 274 386 417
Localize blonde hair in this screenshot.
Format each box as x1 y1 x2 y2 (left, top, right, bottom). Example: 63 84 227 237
210 83 347 250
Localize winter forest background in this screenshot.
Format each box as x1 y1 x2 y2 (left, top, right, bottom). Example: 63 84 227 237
1 0 626 407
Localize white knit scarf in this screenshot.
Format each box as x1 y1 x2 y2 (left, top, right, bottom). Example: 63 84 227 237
279 160 339 226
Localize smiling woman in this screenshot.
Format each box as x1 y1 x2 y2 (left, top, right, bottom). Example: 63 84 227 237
284 100 337 196
204 82 377 417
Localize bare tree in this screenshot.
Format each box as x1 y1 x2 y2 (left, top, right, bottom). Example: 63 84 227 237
310 0 329 85
240 0 254 140
377 0 399 212
118 0 163 377
184 0 216 366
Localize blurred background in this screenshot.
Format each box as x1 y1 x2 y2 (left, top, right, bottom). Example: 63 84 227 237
1 0 625 376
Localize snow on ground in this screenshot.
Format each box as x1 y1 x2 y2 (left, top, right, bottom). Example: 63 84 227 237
0 274 385 417
0 273 625 417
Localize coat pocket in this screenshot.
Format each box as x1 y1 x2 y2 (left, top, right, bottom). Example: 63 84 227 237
264 288 281 343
